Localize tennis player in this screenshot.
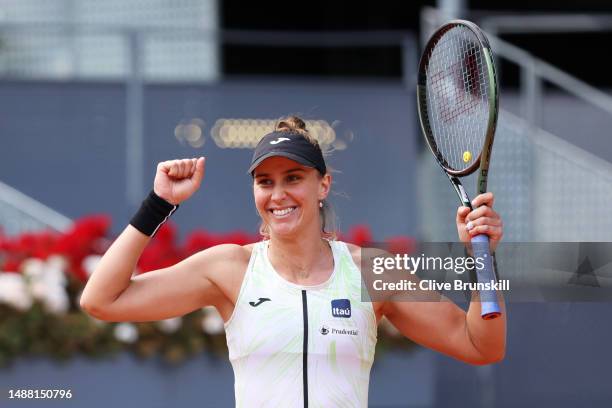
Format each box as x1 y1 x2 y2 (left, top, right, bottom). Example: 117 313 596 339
80 116 506 407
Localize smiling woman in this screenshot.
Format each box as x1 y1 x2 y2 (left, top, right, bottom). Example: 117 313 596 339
80 114 506 408
249 117 337 240
253 157 326 238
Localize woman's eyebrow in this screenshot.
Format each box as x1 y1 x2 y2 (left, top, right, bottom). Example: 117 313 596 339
255 168 305 178
284 168 306 174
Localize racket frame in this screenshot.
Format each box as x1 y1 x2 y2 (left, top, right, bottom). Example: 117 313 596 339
416 19 501 319
417 19 499 184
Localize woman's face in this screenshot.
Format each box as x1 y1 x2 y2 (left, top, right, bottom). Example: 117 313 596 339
253 156 330 239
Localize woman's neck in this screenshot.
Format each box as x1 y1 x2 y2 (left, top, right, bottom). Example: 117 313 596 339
267 233 334 285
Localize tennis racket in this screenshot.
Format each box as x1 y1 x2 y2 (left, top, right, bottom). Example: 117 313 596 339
417 19 501 320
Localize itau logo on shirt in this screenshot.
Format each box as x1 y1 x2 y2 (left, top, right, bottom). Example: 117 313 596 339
331 299 351 318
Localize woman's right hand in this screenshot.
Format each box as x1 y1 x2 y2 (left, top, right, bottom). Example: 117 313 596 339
153 157 205 205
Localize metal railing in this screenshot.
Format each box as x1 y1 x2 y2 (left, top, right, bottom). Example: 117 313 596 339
0 180 72 235
420 7 612 243
420 6 612 129
480 13 612 34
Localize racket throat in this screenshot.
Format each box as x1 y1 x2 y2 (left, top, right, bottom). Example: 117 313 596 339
448 175 472 209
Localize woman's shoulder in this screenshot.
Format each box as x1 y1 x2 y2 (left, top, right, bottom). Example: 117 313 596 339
187 243 259 297
342 241 361 252
341 241 362 265
187 242 258 272
211 242 258 260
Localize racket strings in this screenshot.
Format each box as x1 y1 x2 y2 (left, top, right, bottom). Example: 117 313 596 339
425 26 490 172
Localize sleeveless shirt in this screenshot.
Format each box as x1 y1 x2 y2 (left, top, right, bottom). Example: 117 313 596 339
224 240 377 407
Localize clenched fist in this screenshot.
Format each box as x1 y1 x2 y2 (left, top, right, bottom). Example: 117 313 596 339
153 157 205 205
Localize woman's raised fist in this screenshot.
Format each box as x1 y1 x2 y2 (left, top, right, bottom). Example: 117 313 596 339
153 157 205 205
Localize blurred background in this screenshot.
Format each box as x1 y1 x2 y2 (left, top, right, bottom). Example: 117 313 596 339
1 0 612 407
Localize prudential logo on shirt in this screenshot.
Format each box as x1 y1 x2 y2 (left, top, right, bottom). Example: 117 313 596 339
331 299 351 318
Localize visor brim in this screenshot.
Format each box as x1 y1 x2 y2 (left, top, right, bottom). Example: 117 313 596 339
248 152 318 175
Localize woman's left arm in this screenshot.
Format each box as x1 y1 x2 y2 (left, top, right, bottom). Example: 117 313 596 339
381 192 506 365
456 191 506 363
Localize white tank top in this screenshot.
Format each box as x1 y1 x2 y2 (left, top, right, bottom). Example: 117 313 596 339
224 240 377 408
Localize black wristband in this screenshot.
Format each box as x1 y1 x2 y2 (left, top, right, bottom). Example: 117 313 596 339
130 190 178 237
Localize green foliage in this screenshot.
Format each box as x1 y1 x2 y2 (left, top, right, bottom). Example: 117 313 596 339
0 304 225 367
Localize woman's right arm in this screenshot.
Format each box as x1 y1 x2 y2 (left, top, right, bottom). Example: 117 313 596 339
80 157 241 322
80 226 244 322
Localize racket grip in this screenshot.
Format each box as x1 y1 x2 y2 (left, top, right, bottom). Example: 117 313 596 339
470 234 502 320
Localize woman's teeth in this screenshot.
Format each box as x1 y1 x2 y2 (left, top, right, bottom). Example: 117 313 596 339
272 207 296 216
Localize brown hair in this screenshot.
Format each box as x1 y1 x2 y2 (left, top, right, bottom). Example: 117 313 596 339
274 116 323 154
259 115 337 240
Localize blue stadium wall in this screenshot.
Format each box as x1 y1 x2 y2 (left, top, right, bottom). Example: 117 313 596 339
0 79 418 240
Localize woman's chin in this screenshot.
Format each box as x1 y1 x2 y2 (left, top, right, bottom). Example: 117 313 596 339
269 225 299 239
269 217 311 238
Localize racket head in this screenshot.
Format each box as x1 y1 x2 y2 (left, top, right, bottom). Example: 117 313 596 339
417 20 499 178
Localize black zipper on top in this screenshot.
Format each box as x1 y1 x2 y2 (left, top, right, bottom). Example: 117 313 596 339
301 289 308 408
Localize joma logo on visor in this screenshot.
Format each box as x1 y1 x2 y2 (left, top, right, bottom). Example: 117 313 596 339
270 137 290 145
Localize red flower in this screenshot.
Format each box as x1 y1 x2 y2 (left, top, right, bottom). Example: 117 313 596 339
0 228 60 272
138 223 182 273
183 230 221 256
340 225 373 247
182 230 259 257
217 231 259 247
2 259 21 273
53 215 111 282
1 214 415 286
